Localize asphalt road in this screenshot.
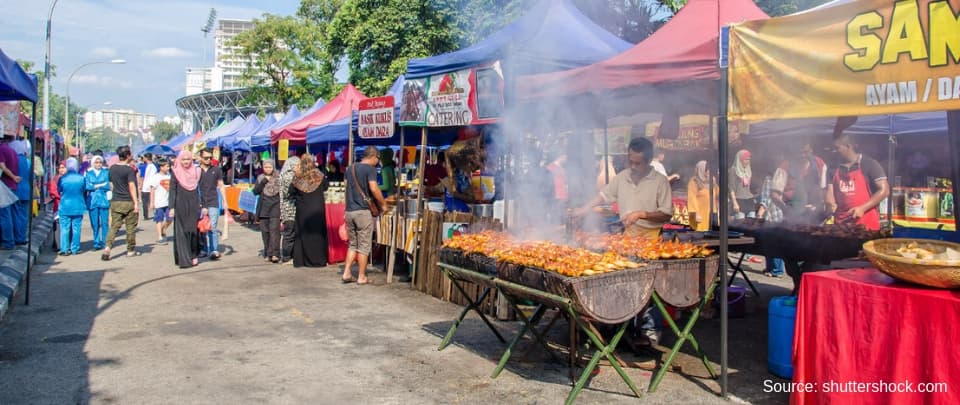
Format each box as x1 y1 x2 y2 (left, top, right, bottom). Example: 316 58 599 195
0 219 795 404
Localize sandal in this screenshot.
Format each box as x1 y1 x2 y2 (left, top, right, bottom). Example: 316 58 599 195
341 277 356 284
101 253 110 261
191 258 199 266
211 252 221 260
357 279 373 285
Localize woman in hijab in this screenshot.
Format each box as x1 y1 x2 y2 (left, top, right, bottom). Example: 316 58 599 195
84 156 111 250
686 160 719 231
169 150 202 268
253 159 281 263
289 154 328 267
48 162 66 213
57 158 86 255
729 149 756 217
278 156 301 264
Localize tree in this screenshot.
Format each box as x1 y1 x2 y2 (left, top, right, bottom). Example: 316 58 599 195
755 0 830 16
82 127 121 154
231 13 336 111
151 122 180 142
324 0 465 97
14 59 77 135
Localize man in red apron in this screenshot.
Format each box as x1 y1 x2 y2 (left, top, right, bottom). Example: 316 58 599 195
826 134 889 231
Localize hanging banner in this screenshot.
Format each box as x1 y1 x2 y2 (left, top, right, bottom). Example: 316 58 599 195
358 96 395 139
471 61 504 124
729 0 960 121
0 102 21 137
399 77 429 127
278 139 289 161
426 69 473 127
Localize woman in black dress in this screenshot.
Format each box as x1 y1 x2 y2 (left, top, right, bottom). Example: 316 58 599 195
170 150 202 268
290 154 329 267
253 159 281 263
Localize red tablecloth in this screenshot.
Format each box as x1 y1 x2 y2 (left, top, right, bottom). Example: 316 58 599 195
793 268 960 405
325 203 348 264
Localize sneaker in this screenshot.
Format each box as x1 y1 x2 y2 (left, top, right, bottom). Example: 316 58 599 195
127 250 141 257
643 329 662 347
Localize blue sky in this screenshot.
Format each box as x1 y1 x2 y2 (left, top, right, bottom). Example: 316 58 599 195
0 0 301 119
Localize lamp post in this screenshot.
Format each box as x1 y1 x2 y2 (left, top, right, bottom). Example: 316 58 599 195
76 101 111 155
64 59 125 148
42 0 60 130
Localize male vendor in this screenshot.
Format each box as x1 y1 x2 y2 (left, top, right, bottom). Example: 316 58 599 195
825 133 889 231
574 136 671 346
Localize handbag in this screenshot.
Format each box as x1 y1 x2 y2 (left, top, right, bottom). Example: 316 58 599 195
351 165 381 217
198 214 212 233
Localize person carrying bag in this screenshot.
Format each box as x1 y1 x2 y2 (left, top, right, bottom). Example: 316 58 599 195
341 147 386 285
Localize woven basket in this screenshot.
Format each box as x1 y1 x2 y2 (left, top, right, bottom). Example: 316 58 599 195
862 238 960 289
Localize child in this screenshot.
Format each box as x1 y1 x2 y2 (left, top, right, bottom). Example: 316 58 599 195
148 158 173 243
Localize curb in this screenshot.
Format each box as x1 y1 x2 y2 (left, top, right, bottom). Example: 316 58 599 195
0 210 56 324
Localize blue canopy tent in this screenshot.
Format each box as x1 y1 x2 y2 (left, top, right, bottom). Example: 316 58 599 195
406 0 632 77
0 49 38 102
215 114 260 149
747 112 947 139
167 132 193 150
198 116 246 144
250 105 302 152
1 48 39 306
230 114 277 152
304 97 327 115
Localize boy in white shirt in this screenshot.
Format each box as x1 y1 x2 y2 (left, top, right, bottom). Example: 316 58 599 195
148 159 172 243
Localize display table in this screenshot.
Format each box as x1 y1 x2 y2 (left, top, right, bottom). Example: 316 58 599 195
793 268 960 405
325 203 348 264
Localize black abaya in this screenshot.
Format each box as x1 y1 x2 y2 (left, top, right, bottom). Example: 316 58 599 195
291 183 329 267
169 174 201 268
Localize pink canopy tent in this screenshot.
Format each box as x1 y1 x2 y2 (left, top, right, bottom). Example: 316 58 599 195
270 84 367 144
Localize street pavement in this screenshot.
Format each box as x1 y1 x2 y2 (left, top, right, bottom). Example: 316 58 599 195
0 218 799 404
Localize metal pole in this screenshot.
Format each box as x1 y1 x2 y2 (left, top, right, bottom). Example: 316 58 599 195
718 66 731 398
410 127 428 284
348 111 355 166
43 0 59 130
887 134 897 227
26 102 38 306
603 123 610 184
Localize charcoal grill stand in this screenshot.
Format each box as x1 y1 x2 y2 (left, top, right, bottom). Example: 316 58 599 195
438 263 644 405
648 283 720 392
727 252 760 296
437 269 506 351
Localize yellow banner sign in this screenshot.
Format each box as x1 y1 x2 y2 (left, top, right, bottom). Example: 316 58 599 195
278 139 289 161
729 0 960 121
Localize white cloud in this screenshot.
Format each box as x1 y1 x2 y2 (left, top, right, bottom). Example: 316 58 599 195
70 74 133 89
90 47 118 58
143 47 193 59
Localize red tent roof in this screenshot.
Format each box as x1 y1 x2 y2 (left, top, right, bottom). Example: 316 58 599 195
271 84 367 144
519 0 768 98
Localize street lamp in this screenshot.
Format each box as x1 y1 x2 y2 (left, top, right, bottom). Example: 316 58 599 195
42 0 60 130
64 59 126 148
77 101 111 154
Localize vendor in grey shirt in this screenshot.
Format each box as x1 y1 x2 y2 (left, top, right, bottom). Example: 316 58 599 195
574 137 672 239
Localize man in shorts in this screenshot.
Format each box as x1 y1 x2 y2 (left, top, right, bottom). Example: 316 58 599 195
341 146 385 285
148 158 172 243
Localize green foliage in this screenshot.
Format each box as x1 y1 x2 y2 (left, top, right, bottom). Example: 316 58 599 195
231 13 336 111
83 127 122 154
151 122 181 142
755 0 831 16
324 0 464 97
14 59 76 135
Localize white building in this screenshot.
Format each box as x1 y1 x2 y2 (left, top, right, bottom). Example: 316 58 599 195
214 19 255 90
184 67 224 96
83 109 158 132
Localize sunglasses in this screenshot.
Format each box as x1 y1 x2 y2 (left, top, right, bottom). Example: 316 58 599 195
201 155 213 159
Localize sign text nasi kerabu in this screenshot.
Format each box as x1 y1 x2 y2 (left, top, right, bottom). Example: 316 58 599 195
358 96 395 139
844 0 960 107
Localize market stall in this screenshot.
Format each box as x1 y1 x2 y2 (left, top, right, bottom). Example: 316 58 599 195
727 0 960 403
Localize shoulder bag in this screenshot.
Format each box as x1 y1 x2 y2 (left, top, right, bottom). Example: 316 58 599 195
351 165 381 217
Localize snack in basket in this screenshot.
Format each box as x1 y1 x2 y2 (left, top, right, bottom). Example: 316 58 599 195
894 242 960 260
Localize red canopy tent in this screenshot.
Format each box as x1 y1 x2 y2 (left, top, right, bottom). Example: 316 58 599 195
270 84 367 144
519 0 767 109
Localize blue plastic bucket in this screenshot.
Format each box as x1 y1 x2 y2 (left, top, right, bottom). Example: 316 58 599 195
768 296 797 379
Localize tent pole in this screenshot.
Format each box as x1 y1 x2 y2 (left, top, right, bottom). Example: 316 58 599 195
25 102 38 306
348 113 355 166
718 66 731 398
411 127 428 285
947 112 960 233
387 126 405 285
603 122 610 184
887 133 897 228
